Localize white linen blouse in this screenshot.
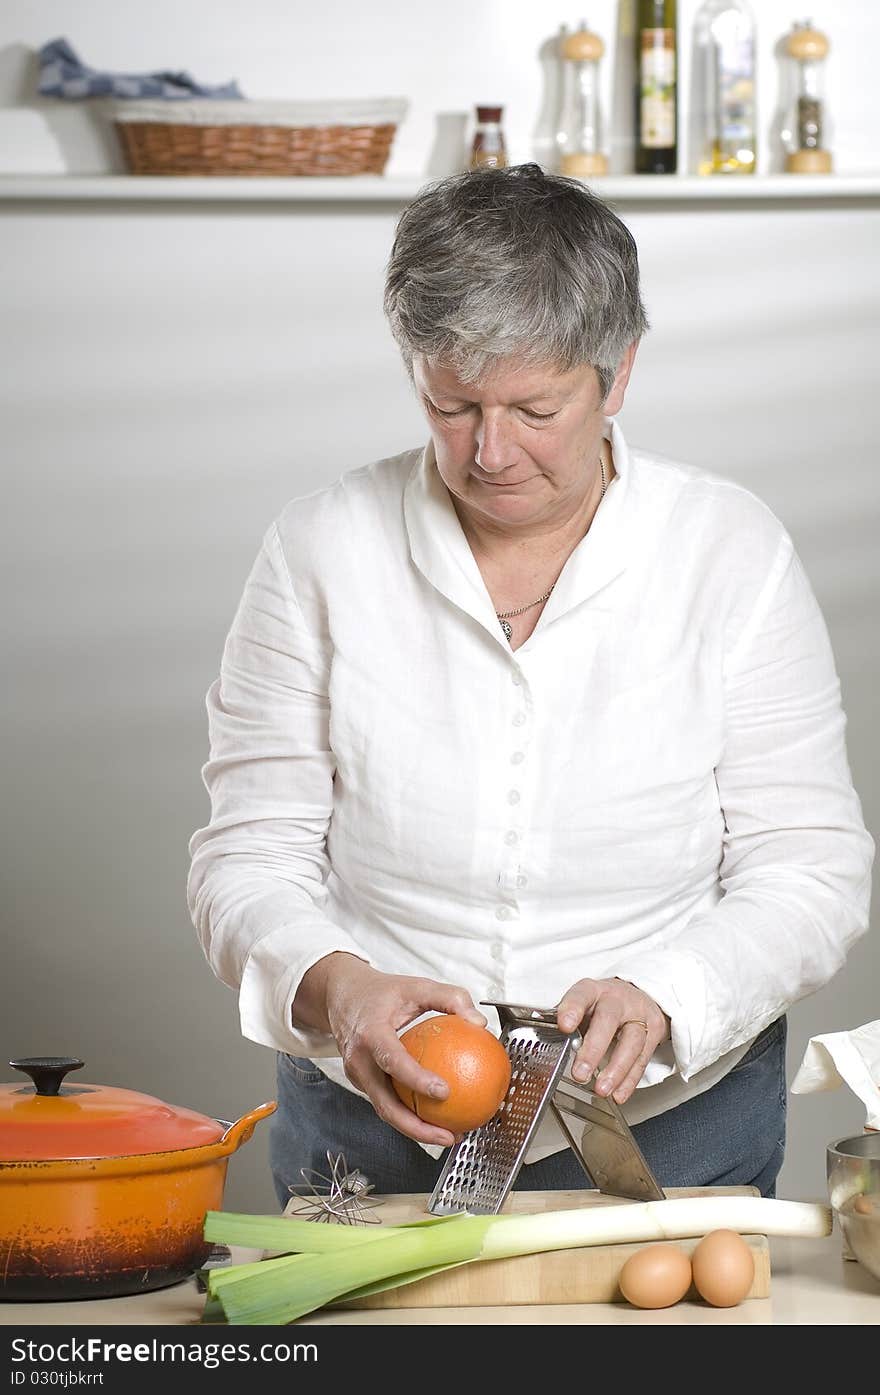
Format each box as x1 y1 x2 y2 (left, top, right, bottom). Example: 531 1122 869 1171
187 420 874 1161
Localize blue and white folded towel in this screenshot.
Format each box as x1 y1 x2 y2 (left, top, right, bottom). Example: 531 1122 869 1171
37 37 243 100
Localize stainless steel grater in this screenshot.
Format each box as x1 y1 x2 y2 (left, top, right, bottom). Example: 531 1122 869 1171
427 1002 665 1215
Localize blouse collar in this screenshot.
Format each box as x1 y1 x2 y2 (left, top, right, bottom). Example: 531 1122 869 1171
403 418 638 651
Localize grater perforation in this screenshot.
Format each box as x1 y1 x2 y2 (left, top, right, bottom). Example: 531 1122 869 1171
428 1005 577 1214
427 1001 665 1215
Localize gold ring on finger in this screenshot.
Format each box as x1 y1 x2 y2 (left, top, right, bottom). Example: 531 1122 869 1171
622 1019 649 1032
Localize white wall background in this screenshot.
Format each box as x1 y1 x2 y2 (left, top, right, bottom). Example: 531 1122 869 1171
1 2 878 1215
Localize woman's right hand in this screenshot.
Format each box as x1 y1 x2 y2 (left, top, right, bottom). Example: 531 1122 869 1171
293 952 487 1147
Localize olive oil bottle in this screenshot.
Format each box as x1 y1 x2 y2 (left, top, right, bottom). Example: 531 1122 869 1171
693 0 756 174
635 0 678 172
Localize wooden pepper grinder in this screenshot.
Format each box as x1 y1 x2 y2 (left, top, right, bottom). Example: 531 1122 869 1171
557 21 608 176
782 20 833 173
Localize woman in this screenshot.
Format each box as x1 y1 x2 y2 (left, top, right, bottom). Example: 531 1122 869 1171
187 164 873 1206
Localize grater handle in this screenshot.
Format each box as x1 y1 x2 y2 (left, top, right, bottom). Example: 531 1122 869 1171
480 1001 584 1047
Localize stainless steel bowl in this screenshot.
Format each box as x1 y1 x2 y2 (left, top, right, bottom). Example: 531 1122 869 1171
827 1133 880 1283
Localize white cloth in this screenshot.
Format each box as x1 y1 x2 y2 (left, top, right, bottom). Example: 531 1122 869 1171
187 420 874 1161
792 1020 880 1131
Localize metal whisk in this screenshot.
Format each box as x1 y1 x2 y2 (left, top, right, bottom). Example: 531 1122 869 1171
284 1150 383 1225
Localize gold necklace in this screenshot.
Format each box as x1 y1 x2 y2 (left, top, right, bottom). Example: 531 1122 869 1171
495 454 609 641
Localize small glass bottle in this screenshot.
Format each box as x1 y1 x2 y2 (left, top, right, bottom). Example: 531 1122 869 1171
780 21 832 173
557 20 608 177
469 106 507 170
693 0 756 174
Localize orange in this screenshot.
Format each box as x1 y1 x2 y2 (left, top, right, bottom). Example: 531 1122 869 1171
392 1014 511 1133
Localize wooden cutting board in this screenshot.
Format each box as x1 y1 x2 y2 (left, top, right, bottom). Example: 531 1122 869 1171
333 1187 770 1309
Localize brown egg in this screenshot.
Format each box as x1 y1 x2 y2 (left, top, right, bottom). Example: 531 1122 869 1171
691 1229 755 1307
618 1243 693 1309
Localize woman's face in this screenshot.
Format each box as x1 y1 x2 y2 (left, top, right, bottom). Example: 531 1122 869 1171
413 350 635 535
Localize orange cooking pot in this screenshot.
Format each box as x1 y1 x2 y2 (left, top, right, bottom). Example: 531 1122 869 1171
0 1056 276 1300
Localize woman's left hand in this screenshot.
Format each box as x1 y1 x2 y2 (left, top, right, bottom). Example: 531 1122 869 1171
555 977 671 1105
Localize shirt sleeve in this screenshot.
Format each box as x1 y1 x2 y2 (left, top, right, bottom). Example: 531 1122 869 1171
615 533 875 1080
186 521 371 1057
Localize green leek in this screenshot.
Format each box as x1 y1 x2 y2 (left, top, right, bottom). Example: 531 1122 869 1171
204 1208 454 1254
202 1196 831 1325
207 1216 496 1325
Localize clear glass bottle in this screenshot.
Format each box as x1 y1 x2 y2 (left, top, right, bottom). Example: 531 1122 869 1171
469 106 507 170
693 0 756 174
635 0 678 173
557 21 608 177
780 21 832 173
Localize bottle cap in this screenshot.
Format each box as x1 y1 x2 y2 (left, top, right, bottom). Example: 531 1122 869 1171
476 106 503 122
786 24 830 61
561 27 604 62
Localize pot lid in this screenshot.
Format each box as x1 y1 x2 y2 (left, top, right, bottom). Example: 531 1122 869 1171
0 1058 227 1161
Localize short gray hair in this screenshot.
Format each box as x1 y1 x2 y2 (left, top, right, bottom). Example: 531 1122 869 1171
384 163 649 401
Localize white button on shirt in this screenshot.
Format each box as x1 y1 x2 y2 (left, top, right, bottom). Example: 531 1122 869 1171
187 421 873 1162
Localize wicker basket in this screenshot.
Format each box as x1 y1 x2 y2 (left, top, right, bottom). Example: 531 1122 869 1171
107 98 408 176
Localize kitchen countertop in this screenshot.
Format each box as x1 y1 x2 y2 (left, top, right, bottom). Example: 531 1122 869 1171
0 1233 876 1326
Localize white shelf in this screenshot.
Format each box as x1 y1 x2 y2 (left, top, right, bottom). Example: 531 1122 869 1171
1 173 880 204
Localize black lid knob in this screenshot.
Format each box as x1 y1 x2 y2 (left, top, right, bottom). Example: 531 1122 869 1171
9 1058 85 1096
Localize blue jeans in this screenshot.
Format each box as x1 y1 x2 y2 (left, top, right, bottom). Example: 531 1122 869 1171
269 1016 787 1209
